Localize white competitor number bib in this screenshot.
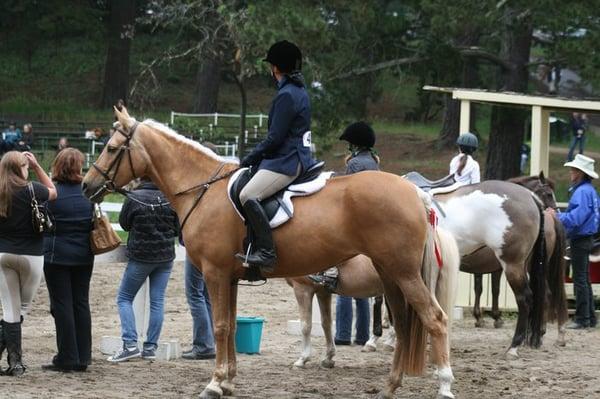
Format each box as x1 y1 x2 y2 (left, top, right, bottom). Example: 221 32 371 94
302 131 312 147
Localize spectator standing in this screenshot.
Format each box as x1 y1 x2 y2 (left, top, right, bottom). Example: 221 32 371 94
181 254 216 360
15 124 34 152
0 151 57 375
42 148 94 372
550 154 600 329
567 112 588 161
56 137 70 153
108 178 179 362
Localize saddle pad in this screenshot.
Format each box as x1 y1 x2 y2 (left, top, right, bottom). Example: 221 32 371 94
227 168 333 228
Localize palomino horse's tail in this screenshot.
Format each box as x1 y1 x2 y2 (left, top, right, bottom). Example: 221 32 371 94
398 188 453 375
527 199 547 348
546 214 569 326
429 226 460 365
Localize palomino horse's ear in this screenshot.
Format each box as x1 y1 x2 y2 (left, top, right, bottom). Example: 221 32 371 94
539 170 546 183
113 106 132 130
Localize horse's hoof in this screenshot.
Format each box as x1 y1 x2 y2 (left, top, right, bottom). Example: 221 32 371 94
320 359 335 369
555 338 566 347
505 348 519 360
361 343 377 352
474 320 485 328
293 359 307 368
494 319 504 329
437 392 455 399
199 387 222 399
382 344 394 352
221 381 235 396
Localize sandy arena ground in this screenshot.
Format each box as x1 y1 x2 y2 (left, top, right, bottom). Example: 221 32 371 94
1 261 599 398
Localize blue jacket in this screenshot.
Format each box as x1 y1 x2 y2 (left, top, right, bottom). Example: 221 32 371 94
249 76 316 176
558 180 600 239
2 129 21 144
44 183 95 266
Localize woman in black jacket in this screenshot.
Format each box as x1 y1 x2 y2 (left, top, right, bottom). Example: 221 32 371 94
42 148 94 372
108 177 179 362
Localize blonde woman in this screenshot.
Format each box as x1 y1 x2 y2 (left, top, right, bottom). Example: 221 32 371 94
0 151 56 375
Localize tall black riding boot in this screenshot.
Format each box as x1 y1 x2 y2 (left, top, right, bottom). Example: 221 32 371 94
235 199 277 272
4 320 25 376
0 320 5 375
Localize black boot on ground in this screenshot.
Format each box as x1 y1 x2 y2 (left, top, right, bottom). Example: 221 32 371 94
235 199 277 273
4 320 25 376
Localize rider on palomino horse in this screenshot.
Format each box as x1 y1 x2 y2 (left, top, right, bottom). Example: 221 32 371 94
235 40 316 273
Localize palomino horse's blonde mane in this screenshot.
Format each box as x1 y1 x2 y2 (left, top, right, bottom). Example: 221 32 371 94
141 119 239 165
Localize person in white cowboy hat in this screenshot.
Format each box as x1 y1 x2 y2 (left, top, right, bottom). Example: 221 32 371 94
551 154 600 329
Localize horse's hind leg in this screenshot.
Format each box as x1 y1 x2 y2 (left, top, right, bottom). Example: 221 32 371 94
504 262 531 359
491 270 504 328
316 291 336 368
292 283 315 368
473 274 485 327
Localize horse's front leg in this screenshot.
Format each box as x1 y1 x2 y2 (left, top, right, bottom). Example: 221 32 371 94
316 291 335 368
200 275 233 399
221 283 238 396
491 270 504 328
473 273 484 327
292 283 314 368
363 295 383 352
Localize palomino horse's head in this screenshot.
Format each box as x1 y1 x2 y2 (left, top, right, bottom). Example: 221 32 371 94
82 107 149 202
509 171 557 209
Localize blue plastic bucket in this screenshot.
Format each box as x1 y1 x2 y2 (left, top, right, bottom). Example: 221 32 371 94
235 316 264 354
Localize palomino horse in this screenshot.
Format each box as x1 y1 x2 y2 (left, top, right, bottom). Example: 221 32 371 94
287 227 460 369
82 109 455 399
466 175 567 336
432 181 547 358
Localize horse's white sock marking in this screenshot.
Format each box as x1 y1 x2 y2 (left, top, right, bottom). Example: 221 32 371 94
437 366 455 399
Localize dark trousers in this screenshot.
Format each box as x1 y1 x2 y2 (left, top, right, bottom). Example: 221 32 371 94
570 236 597 327
43 263 94 366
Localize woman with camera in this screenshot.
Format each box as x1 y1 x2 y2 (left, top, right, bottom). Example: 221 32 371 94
42 148 95 372
0 151 56 376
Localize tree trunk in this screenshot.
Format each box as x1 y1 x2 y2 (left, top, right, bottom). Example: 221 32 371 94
100 0 135 108
484 12 533 180
193 55 222 113
438 31 480 149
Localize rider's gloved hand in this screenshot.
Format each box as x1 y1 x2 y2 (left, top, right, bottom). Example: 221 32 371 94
240 153 259 168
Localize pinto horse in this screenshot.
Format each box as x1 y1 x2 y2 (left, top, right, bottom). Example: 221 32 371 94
82 108 455 399
432 181 547 358
287 227 460 369
465 174 567 345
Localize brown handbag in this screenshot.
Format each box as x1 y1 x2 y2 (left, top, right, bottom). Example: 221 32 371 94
90 204 121 255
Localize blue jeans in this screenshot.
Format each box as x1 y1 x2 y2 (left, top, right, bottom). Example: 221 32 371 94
571 237 597 327
116 260 173 348
185 256 215 354
335 296 370 344
567 135 586 161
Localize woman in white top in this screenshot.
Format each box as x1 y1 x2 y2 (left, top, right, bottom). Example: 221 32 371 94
449 132 480 186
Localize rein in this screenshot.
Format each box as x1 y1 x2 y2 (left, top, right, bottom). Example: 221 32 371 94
176 164 240 231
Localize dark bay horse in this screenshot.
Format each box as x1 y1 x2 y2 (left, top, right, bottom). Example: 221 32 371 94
82 109 455 399
287 227 460 369
432 181 547 358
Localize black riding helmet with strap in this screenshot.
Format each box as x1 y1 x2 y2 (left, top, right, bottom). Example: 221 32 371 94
339 121 376 148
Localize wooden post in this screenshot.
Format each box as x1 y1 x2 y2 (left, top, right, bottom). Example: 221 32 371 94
530 105 550 176
459 100 471 134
